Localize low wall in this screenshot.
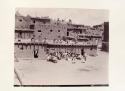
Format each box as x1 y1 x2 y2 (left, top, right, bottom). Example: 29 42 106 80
14 43 97 60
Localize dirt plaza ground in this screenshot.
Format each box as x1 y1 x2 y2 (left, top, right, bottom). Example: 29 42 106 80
14 50 108 85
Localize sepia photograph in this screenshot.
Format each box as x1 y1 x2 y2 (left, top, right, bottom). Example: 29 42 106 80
14 8 109 87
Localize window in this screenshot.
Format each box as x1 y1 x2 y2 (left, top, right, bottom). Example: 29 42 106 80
80 30 82 34
38 30 41 32
58 30 60 32
19 19 22 22
33 20 35 23
50 30 53 32
30 25 34 29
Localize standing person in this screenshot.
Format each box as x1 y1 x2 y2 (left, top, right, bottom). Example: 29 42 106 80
81 48 86 62
83 52 86 61
71 53 76 64
34 49 39 58
64 52 68 61
47 53 52 62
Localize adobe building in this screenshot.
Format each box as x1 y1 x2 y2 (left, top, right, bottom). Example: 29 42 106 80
15 12 34 40
14 11 104 59
32 17 68 41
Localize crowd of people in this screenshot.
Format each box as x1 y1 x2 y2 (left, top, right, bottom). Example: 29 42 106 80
46 49 87 64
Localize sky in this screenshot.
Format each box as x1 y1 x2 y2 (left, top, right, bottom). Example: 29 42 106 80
16 8 109 26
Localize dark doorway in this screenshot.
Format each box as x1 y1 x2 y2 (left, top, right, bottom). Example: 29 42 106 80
67 32 69 36
81 48 85 56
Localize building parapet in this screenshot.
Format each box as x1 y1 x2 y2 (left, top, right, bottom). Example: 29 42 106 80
15 29 34 32
14 39 97 46
14 42 97 48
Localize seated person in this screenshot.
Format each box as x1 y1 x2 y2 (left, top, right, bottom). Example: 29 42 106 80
47 53 57 63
